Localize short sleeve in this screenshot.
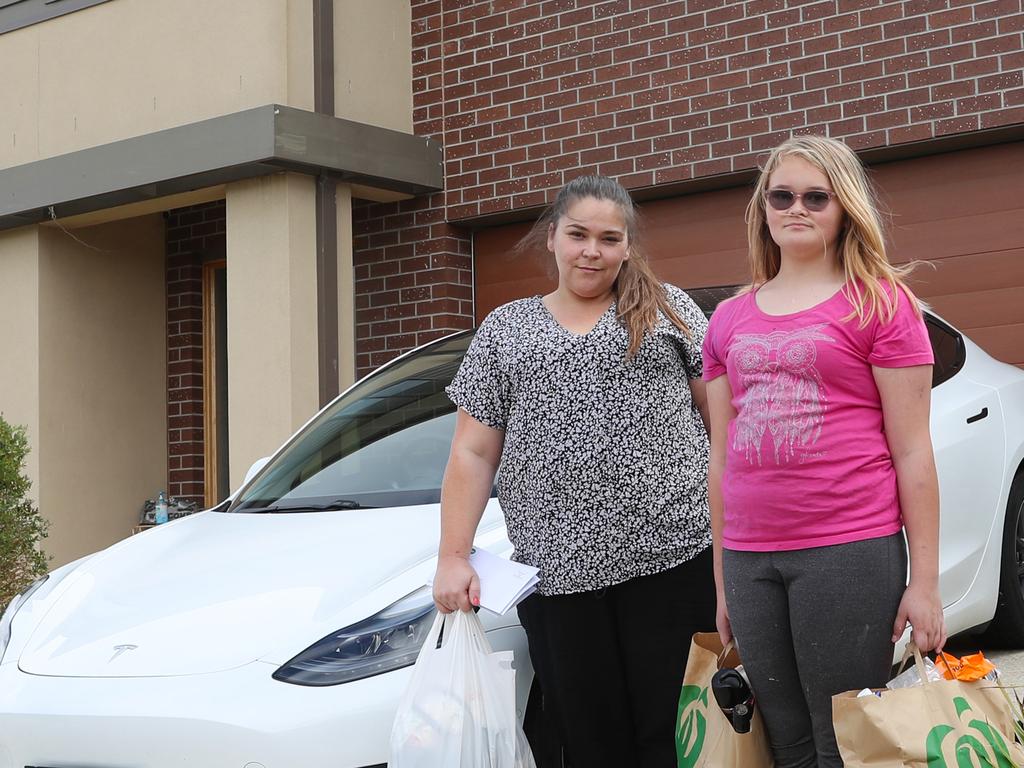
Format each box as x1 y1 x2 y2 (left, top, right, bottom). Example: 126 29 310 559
868 286 934 368
664 284 708 379
701 300 733 381
445 311 510 430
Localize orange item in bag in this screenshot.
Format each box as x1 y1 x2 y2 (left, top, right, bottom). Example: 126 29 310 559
935 650 996 681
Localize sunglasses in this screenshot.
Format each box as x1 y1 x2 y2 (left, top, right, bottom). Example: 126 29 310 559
765 188 837 212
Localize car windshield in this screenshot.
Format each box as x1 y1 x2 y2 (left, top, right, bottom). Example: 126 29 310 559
227 287 737 514
229 332 474 513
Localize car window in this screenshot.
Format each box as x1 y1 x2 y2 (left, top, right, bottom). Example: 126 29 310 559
683 285 741 318
925 314 965 388
230 333 474 512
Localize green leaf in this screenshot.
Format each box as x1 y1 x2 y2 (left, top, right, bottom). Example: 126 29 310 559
0 414 50 607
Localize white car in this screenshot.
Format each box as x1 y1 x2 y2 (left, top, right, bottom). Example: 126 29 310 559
1 295 1023 768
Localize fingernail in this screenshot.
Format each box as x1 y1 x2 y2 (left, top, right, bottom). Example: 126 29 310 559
472 596 479 606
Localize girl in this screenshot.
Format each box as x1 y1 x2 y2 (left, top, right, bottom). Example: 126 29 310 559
433 175 715 767
703 135 946 767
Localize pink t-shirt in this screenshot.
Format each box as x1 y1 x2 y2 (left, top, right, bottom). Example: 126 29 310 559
702 283 934 552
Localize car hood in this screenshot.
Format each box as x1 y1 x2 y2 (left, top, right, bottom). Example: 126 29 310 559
18 505 505 678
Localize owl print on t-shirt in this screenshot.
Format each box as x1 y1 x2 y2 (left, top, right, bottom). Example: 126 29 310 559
731 323 835 465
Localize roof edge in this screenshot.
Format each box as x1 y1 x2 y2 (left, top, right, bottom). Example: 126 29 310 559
0 105 443 231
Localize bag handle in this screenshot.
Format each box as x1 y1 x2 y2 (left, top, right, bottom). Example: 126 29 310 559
431 609 495 656
895 641 930 682
717 638 738 669
420 611 448 653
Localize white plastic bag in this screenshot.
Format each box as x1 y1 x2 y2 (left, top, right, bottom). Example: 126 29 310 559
388 609 537 768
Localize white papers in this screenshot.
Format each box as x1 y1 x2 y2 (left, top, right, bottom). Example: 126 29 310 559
468 546 539 615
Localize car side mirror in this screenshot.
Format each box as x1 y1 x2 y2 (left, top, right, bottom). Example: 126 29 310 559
242 456 271 488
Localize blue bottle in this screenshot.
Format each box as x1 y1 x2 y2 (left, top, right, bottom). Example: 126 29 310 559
155 490 169 524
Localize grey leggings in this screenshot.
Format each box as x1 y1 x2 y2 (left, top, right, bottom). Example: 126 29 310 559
723 534 907 768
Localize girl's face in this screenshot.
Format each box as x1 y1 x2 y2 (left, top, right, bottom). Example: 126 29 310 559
547 196 630 300
764 155 845 261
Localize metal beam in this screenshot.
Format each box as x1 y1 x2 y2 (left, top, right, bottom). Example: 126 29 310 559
0 104 443 231
313 0 339 406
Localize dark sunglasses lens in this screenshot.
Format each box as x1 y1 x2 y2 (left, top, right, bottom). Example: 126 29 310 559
766 190 794 210
803 191 832 211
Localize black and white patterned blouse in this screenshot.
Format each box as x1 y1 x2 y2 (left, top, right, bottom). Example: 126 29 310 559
446 283 712 595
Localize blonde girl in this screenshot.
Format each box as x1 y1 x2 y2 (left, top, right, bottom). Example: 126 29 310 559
703 136 945 768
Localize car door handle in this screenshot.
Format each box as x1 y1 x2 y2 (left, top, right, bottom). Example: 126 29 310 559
966 407 989 424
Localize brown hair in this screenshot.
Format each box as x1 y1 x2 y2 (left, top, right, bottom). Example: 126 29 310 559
745 135 920 325
516 175 689 356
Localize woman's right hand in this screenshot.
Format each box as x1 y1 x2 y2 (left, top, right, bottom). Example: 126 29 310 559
716 596 733 647
433 554 481 613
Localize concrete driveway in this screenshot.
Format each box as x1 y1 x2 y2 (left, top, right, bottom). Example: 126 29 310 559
945 635 1024 689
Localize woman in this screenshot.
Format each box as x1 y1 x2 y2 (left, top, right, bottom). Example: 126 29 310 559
703 135 946 767
433 175 715 767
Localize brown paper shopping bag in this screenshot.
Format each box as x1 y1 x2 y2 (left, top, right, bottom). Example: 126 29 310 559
676 632 774 768
833 644 1024 768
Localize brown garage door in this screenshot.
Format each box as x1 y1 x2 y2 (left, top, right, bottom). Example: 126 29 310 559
474 141 1024 368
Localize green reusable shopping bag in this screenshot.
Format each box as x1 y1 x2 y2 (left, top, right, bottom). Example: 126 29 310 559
832 644 1024 767
676 632 773 768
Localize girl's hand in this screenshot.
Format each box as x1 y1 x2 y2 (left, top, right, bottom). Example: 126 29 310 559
716 596 733 648
892 582 946 652
433 555 480 614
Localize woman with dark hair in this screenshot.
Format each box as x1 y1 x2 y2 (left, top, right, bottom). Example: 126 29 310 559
432 175 715 767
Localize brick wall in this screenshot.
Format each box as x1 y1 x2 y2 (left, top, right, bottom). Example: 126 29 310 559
353 0 1024 373
165 200 225 504
353 197 474 376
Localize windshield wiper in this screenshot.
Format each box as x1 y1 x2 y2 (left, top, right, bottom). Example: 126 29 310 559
244 499 376 513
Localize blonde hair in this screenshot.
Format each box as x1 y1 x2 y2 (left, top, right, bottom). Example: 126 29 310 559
516 174 689 356
745 135 919 325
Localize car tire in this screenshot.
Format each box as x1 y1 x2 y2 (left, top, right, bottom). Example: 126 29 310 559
984 473 1024 647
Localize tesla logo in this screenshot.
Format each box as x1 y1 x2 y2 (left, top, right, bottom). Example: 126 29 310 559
108 644 138 662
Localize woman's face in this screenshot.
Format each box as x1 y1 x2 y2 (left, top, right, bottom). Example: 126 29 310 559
764 155 845 261
547 196 630 300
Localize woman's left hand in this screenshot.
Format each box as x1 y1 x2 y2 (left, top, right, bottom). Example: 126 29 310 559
892 582 947 652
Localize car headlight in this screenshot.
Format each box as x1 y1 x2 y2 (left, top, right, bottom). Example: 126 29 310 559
273 586 437 686
0 575 49 664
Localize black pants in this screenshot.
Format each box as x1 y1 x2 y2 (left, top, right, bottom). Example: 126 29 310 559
517 548 716 768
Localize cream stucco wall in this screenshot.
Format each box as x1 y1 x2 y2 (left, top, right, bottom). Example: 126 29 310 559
0 0 314 171
334 0 413 132
0 228 42 496
226 173 319 489
37 216 167 566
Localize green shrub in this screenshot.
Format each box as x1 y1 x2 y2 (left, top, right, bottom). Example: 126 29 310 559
0 415 49 608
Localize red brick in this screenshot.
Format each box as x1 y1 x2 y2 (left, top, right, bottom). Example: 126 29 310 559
932 80 976 100
953 56 1001 78
977 34 1024 57
671 145 711 164
865 109 909 130
911 101 954 121
935 115 981 135
979 71 1024 91
906 65 952 88
956 93 1004 113
981 106 1024 128
884 53 929 74
929 43 975 65
858 3 902 25
882 16 926 39
952 20 999 43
